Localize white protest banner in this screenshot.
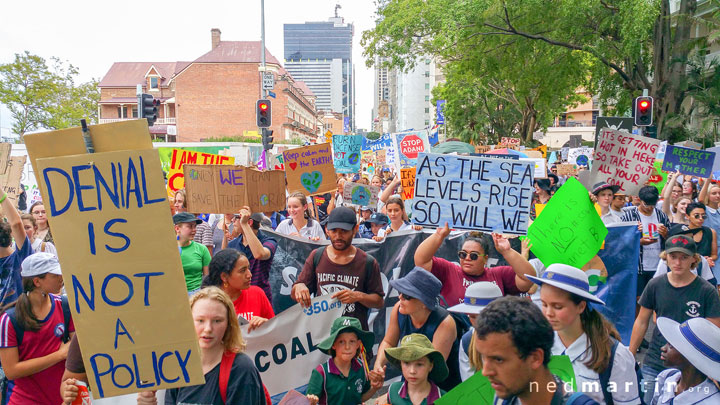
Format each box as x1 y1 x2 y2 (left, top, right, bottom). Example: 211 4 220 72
520 157 546 179
342 181 380 209
568 147 593 166
243 296 345 400
591 128 661 196
412 153 534 234
25 120 204 398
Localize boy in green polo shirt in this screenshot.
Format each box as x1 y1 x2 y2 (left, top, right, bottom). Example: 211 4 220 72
306 317 383 405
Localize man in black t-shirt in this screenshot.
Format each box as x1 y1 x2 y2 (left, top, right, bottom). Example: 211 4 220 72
630 235 720 403
291 207 384 330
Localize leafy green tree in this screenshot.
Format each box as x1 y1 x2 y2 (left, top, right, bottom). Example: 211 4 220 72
0 51 100 137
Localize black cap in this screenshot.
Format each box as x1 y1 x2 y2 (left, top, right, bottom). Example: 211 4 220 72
665 235 696 256
173 212 202 225
668 224 692 238
250 213 264 224
366 213 389 225
327 207 357 230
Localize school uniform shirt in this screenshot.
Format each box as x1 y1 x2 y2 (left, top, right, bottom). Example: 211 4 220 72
600 210 622 225
384 222 414 233
705 205 720 280
430 257 522 307
551 332 641 405
654 257 717 285
306 357 370 405
0 294 75 405
234 286 275 322
0 237 32 307
387 380 445 405
275 218 327 240
652 369 720 404
164 352 266 405
458 327 475 382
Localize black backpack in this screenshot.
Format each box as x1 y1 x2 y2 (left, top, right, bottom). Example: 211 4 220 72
598 337 645 405
5 295 72 346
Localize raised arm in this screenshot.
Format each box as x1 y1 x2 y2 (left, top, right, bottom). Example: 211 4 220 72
1 192 26 249
239 207 271 260
379 177 400 203
414 223 450 271
661 171 680 217
493 234 535 292
699 175 711 204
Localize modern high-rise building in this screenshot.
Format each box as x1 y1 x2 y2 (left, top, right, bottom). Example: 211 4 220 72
284 12 355 132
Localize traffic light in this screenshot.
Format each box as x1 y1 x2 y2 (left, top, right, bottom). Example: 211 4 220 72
634 96 653 127
256 99 271 128
138 94 158 126
262 128 274 151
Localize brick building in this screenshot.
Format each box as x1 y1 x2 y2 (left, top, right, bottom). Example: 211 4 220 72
98 29 318 142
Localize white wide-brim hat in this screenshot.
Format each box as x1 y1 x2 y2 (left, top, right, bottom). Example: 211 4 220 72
21 252 62 278
448 282 503 315
657 317 720 381
526 263 605 305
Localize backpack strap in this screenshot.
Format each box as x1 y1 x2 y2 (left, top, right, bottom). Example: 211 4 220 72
40 242 46 252
313 246 327 269
219 350 236 404
61 295 71 343
598 337 619 405
6 307 23 348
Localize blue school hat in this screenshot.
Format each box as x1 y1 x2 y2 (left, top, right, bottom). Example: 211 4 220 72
526 263 605 305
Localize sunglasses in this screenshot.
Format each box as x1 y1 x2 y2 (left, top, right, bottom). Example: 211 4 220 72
458 251 483 261
693 214 707 219
399 293 415 301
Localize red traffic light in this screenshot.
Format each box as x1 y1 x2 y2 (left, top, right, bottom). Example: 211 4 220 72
259 102 268 111
639 100 650 111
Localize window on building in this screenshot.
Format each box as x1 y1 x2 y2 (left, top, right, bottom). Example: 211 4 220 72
425 59 431 65
425 107 430 113
425 120 430 126
132 107 138 118
425 95 430 101
592 111 599 125
149 77 159 90
117 106 128 118
424 71 430 77
425 83 430 90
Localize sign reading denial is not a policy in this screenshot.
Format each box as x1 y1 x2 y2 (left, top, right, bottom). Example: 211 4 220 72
183 165 286 214
412 153 534 235
25 120 203 398
591 129 661 196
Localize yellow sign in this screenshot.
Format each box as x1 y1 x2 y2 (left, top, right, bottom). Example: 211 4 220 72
244 130 260 138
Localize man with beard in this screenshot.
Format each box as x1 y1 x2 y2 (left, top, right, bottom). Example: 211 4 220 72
291 207 384 329
474 297 599 405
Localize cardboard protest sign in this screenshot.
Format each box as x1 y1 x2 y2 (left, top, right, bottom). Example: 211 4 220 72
561 147 569 161
332 134 362 173
412 153 534 234
376 149 387 166
527 178 607 268
520 157 546 178
183 165 286 213
501 137 521 147
662 145 716 177
475 145 491 154
24 120 203 398
0 143 11 174
166 148 234 197
342 181 380 209
242 295 344 400
591 129 662 195
283 144 335 196
524 150 543 159
556 163 577 176
0 155 26 204
392 131 431 171
400 167 416 200
568 147 593 166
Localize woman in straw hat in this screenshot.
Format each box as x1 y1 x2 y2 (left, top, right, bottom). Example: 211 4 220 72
528 263 641 405
374 334 447 405
652 317 720 404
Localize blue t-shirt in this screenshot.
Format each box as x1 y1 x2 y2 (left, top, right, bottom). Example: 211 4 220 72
0 237 33 307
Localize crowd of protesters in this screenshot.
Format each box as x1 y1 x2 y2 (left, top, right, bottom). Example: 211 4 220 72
0 160 717 405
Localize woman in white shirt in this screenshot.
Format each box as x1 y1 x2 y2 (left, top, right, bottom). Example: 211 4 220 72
380 197 420 239
21 213 57 256
528 263 641 405
275 192 326 241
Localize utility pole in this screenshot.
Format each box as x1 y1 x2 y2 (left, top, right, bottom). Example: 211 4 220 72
260 0 267 98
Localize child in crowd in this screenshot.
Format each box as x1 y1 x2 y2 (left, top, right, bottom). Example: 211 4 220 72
652 317 720 404
448 282 503 381
306 317 383 405
374 333 448 405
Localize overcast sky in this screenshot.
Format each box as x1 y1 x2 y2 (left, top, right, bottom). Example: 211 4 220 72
0 0 378 136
